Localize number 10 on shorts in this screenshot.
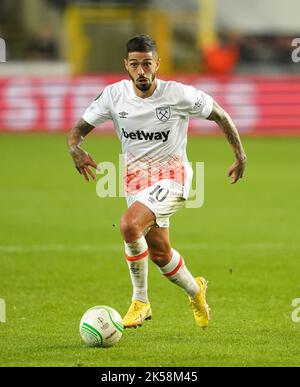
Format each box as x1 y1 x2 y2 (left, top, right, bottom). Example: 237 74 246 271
149 185 170 202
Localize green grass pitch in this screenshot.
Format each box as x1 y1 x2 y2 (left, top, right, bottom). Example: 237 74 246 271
0 133 300 367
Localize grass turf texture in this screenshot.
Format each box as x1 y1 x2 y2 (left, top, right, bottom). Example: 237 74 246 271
0 133 300 367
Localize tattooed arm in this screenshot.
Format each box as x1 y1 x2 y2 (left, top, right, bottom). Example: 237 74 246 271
67 118 98 182
207 101 247 184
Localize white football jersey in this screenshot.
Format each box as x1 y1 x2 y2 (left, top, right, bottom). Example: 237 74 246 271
82 79 213 199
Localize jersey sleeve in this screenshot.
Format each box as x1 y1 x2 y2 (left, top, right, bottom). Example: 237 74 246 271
182 85 214 119
82 88 112 126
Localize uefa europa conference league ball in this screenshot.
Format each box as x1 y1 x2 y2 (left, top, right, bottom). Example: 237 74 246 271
79 306 123 348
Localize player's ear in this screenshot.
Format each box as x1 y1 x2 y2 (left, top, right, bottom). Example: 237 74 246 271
124 58 129 71
155 57 161 71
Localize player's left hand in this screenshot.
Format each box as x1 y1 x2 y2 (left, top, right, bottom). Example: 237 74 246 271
228 158 246 184
70 146 98 182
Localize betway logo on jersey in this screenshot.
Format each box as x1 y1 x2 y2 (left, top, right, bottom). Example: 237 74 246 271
121 128 170 142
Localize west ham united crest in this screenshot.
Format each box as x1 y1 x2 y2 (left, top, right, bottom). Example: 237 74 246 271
156 106 171 122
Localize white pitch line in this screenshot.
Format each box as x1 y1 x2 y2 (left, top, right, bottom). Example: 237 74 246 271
0 244 122 253
0 243 296 254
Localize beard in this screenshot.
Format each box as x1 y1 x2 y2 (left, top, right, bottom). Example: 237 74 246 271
136 81 151 91
129 73 156 91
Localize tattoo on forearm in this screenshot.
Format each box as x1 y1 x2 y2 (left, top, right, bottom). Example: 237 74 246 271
221 116 239 144
219 115 246 160
208 102 246 162
75 118 95 137
68 118 95 152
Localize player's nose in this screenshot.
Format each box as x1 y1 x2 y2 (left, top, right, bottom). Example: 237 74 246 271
137 65 145 75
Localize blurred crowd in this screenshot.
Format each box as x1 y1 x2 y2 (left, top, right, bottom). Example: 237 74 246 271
0 0 298 73
9 27 297 73
26 25 58 60
238 35 294 64
202 32 296 74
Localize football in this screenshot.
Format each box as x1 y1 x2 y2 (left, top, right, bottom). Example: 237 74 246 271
79 306 123 348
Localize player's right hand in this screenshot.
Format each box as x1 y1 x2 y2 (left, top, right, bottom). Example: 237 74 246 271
70 147 98 182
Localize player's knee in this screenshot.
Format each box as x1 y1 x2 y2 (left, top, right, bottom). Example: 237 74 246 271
120 215 141 242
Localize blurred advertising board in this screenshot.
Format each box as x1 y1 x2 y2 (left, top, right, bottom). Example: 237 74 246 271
0 75 299 135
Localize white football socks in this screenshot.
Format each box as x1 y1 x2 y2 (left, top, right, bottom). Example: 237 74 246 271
124 236 149 303
158 248 200 297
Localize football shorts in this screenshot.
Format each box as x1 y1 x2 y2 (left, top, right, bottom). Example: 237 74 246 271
126 179 185 228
